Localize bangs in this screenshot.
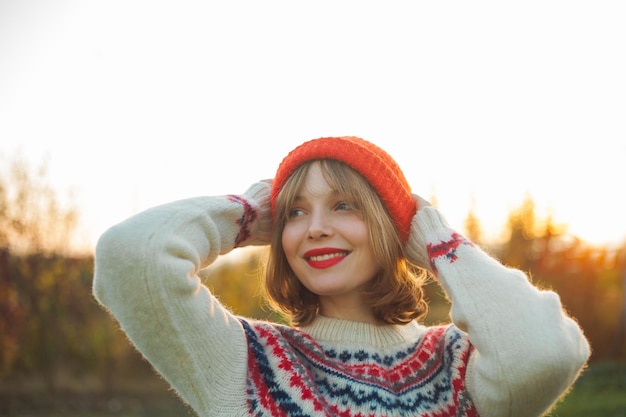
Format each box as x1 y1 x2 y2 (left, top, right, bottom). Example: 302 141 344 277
275 159 375 222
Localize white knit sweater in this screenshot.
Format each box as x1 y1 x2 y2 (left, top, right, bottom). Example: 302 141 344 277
93 181 589 416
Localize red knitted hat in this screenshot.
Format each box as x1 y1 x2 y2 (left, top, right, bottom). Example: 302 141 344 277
272 136 416 243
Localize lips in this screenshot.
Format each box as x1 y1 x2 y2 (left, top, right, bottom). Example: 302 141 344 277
303 248 350 269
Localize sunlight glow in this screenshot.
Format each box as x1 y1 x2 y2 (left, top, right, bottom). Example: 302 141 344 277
1 1 624 251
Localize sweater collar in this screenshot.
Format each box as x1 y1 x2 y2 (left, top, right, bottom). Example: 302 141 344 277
298 315 426 349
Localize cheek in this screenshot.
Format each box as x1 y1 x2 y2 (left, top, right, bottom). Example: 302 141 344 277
344 217 370 243
281 223 300 257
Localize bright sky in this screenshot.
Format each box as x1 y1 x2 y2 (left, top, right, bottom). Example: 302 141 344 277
1 1 625 253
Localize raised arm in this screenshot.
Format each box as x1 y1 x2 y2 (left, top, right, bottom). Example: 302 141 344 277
92 181 271 415
406 200 590 417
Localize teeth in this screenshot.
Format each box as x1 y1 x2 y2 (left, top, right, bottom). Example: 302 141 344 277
309 253 344 261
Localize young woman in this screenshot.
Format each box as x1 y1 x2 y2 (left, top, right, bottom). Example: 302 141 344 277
93 136 590 417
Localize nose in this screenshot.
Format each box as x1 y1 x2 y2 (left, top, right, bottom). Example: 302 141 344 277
307 210 333 240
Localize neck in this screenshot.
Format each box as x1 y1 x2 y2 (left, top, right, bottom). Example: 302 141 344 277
318 295 379 325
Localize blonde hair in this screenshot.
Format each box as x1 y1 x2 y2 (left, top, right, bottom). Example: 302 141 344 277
264 159 429 326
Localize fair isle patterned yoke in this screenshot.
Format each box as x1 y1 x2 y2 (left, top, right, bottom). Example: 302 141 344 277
240 319 478 417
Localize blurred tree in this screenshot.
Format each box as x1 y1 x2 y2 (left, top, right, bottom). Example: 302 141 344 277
610 247 626 358
497 194 626 360
500 194 538 270
0 153 78 254
0 154 81 390
0 247 21 378
463 194 483 244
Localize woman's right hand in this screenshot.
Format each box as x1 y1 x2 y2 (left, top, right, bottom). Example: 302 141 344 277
240 179 273 246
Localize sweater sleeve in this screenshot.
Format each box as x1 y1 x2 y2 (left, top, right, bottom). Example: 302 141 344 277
406 206 590 417
92 181 272 416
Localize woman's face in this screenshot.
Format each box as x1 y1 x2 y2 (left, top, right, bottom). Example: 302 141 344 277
281 162 380 318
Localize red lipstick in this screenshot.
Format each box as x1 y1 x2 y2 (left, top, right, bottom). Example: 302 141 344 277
303 248 349 269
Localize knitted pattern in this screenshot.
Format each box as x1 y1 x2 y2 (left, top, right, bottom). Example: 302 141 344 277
227 194 258 247
427 233 474 273
241 319 478 417
272 137 416 243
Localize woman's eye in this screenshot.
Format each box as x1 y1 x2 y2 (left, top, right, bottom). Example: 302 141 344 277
335 202 352 211
287 208 304 218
